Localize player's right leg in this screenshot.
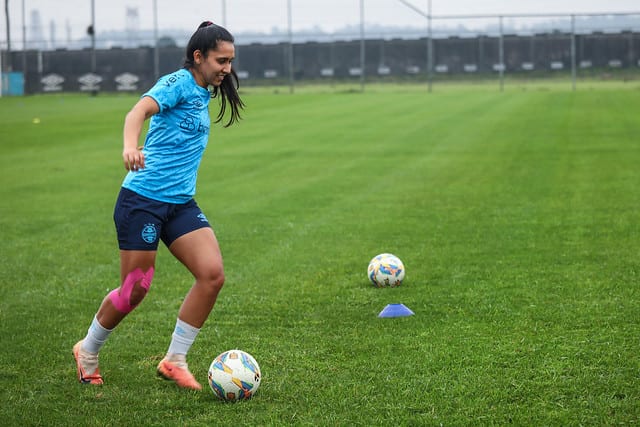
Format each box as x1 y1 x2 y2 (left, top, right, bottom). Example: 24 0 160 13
73 188 164 385
73 252 156 385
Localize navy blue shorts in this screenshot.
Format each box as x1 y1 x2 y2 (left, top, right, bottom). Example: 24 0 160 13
113 187 211 250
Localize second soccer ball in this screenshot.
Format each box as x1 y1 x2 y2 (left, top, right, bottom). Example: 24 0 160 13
367 253 405 287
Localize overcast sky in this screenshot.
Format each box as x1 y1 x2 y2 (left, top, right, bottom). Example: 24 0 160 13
2 0 639 43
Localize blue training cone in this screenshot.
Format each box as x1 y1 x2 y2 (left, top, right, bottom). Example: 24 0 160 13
378 303 415 318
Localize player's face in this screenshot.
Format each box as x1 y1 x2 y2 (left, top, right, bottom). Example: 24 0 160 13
193 41 235 87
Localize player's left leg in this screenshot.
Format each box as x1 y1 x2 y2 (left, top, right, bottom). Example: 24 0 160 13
170 226 224 328
157 224 225 390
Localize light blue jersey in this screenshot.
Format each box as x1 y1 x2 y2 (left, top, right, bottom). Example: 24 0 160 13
122 68 212 203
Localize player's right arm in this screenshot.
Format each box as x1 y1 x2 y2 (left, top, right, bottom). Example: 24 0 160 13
122 96 160 171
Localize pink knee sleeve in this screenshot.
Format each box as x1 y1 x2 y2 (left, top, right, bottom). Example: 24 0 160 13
108 267 154 314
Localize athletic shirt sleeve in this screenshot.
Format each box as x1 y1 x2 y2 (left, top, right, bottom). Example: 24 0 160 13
122 69 212 204
147 71 186 113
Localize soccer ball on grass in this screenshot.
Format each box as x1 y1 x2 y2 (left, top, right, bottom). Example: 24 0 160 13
208 349 261 401
367 253 405 287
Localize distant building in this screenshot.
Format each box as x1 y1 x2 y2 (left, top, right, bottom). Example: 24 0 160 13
125 7 140 48
29 10 46 50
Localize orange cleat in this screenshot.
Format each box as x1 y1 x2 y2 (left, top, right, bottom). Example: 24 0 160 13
157 355 202 391
73 341 104 385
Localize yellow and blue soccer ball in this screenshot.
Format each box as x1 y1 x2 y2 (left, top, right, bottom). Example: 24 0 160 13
367 253 405 287
208 349 261 401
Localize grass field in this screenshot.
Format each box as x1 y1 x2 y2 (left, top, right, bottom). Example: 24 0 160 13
0 83 639 426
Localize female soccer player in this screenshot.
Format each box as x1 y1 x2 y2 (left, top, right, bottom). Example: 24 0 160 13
73 21 244 390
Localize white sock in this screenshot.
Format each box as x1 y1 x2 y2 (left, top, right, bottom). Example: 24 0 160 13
167 318 200 356
81 316 113 354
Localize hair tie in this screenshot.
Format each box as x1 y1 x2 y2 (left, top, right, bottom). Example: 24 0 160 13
198 21 215 29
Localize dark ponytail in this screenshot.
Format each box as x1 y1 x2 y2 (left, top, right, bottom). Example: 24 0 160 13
184 21 245 127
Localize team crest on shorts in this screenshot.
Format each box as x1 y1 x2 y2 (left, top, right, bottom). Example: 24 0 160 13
141 223 158 244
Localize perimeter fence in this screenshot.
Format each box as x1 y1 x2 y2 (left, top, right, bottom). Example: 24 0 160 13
1 1 639 95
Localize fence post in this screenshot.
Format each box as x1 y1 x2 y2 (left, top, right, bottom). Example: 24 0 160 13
359 0 365 92
0 50 3 97
287 0 294 94
499 15 504 92
571 14 576 91
90 0 96 73
427 0 433 93
153 0 159 80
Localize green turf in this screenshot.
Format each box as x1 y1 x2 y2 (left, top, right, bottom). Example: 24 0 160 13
0 84 638 426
